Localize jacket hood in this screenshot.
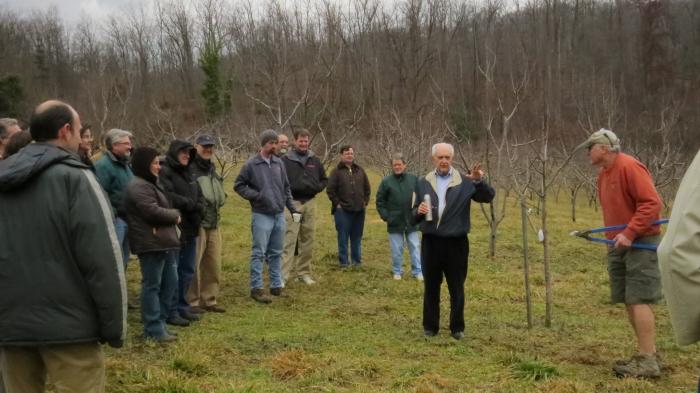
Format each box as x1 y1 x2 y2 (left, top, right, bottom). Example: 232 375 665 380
0 143 85 191
166 139 196 171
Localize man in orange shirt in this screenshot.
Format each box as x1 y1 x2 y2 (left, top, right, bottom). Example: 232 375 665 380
578 128 663 378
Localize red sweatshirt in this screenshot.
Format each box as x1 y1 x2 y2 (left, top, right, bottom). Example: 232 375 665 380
597 153 662 240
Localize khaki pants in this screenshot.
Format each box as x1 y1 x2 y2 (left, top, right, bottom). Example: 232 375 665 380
187 227 222 307
282 199 317 281
0 342 104 393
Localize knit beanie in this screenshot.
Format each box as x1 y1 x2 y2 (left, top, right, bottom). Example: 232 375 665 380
259 129 278 146
131 147 160 184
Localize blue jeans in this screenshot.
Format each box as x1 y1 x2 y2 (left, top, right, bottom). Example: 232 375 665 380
139 250 178 338
389 231 422 276
334 208 365 266
250 212 285 289
115 217 130 267
170 237 198 317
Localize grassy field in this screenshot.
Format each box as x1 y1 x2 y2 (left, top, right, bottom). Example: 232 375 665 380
105 171 700 393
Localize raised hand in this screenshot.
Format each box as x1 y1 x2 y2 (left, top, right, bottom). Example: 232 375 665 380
466 163 485 181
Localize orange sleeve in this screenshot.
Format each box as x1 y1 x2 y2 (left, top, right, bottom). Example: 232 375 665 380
620 161 662 240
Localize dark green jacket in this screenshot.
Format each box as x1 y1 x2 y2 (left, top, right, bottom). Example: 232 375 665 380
0 143 127 348
95 151 133 217
190 155 227 229
376 172 419 233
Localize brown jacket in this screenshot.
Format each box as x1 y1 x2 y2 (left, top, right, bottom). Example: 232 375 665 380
326 161 371 212
125 176 181 255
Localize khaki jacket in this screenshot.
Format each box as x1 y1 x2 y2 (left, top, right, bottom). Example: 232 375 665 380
658 149 700 345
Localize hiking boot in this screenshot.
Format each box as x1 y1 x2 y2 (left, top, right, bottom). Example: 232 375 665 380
251 288 272 304
612 353 661 379
180 310 201 321
298 275 316 285
203 304 226 313
614 352 663 367
270 287 288 297
166 315 190 327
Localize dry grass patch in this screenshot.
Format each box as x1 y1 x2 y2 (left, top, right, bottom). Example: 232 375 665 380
269 349 314 381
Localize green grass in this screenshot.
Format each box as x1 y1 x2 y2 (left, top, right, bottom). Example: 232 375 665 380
105 171 700 392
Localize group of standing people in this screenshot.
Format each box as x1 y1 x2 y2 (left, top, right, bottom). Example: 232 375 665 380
95 130 228 342
2 99 700 392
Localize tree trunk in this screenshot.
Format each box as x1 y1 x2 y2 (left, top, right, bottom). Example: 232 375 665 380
521 197 533 329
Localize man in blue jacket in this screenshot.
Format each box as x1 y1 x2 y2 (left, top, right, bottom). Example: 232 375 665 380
0 100 126 392
413 143 495 340
235 129 299 303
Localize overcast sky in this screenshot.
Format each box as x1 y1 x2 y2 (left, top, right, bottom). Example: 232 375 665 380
1 0 132 21
1 0 395 23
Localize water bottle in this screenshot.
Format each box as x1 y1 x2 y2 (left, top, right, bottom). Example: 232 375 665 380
424 194 433 222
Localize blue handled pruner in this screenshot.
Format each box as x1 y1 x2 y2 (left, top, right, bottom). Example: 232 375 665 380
570 219 668 251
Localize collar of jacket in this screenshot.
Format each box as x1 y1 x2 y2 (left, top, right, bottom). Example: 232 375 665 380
286 148 315 163
253 152 281 165
106 150 129 166
194 154 213 172
336 161 359 171
424 167 462 192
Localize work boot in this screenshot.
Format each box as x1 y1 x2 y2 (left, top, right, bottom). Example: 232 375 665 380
612 353 661 379
189 306 206 314
180 310 201 321
203 304 226 313
165 315 190 327
251 288 272 304
270 287 288 297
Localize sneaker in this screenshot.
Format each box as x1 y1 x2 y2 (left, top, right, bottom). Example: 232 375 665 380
612 353 661 379
166 315 190 327
298 275 316 285
251 288 272 304
203 304 226 313
189 306 206 314
392 274 402 280
270 287 288 297
180 310 201 321
451 331 465 340
414 274 424 281
424 329 438 337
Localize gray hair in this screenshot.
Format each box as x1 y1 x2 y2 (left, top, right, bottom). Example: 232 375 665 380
104 128 133 150
390 153 406 164
431 143 454 157
0 118 19 139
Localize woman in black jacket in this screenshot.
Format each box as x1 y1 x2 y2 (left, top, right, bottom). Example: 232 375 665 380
125 147 181 342
159 140 205 325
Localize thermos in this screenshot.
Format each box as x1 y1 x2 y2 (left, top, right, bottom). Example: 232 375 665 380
424 194 433 222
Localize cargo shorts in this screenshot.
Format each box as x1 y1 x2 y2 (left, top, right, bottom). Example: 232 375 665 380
607 235 662 305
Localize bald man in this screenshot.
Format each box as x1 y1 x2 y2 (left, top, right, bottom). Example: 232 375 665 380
0 100 126 393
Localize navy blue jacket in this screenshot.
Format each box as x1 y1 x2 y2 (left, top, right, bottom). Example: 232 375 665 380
412 168 495 237
234 152 297 215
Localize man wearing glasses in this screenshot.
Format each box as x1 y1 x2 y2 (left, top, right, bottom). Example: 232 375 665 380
95 129 134 271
